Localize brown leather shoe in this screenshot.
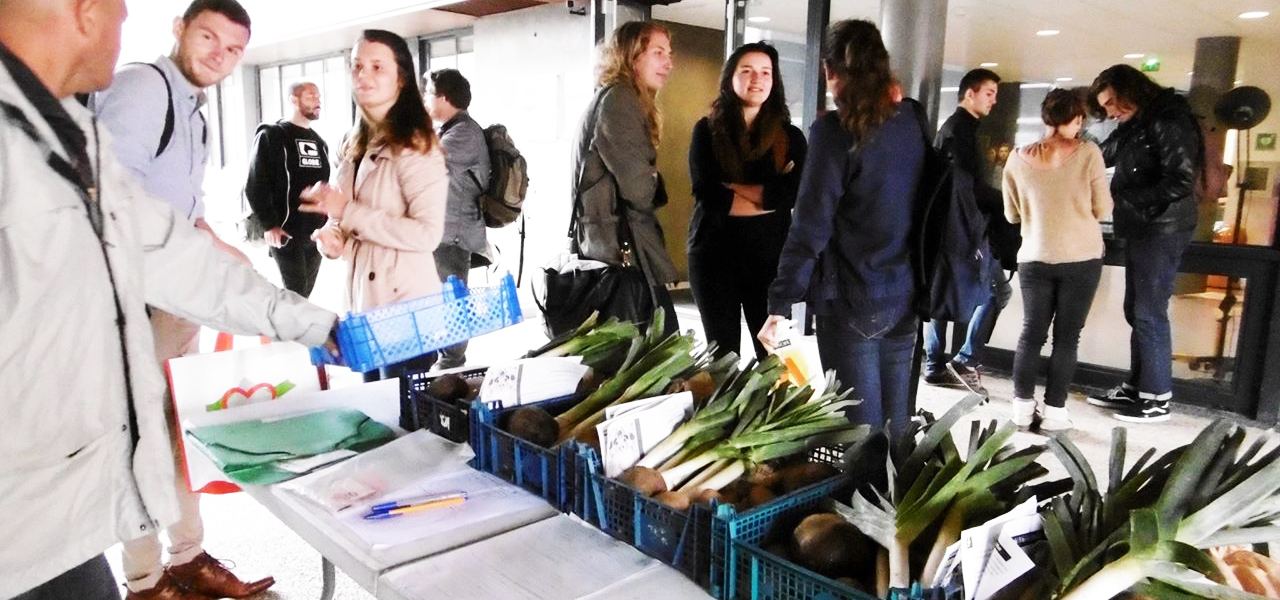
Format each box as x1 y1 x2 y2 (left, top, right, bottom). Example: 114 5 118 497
124 572 213 600
167 552 275 598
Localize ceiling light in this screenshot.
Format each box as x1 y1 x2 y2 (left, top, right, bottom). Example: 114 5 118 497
1036 29 1060 36
1235 80 1244 85
747 16 771 23
1187 71 1194 76
1056 77 1073 82
1020 83 1054 89
980 62 998 67
1239 11 1270 19
1124 53 1145 59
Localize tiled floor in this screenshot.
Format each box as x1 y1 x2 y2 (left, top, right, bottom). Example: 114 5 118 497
106 297 1269 599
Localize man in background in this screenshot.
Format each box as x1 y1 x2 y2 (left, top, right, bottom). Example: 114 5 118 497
245 81 331 297
0 0 336 598
922 68 1015 398
1087 64 1201 423
94 0 278 597
425 68 491 370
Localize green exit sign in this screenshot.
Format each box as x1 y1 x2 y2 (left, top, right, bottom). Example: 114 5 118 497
1142 57 1161 72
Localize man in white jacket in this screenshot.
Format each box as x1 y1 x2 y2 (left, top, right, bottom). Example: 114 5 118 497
0 1 338 599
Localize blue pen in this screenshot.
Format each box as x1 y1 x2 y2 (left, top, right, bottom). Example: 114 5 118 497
365 492 467 517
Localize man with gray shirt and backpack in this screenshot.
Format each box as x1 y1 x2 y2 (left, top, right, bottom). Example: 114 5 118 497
426 68 491 370
93 1 275 598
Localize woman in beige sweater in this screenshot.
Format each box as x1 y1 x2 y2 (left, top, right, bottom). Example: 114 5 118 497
1002 89 1113 431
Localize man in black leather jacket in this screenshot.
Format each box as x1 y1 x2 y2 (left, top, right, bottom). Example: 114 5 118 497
1086 64 1201 423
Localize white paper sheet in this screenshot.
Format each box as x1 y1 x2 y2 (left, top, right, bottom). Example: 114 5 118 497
278 429 473 513
958 497 1039 600
596 392 693 477
479 357 589 406
973 515 1043 600
336 466 550 549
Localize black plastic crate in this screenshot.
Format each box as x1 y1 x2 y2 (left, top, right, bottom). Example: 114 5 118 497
398 366 487 442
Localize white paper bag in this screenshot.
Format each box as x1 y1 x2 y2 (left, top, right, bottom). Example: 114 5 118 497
167 342 325 493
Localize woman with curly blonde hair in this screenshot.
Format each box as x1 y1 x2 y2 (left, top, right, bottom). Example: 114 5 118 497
568 21 678 336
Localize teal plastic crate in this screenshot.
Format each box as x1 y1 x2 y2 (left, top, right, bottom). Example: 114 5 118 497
575 444 847 598
311 273 522 373
726 486 958 600
713 447 846 600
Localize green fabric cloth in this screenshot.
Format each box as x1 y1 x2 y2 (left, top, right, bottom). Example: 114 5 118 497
187 408 394 485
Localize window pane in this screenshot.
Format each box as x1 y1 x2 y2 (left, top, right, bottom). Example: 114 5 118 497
258 67 281 123
989 265 1246 390
744 0 809 128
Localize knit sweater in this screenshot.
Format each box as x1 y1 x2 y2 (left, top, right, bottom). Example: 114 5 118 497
1002 141 1113 264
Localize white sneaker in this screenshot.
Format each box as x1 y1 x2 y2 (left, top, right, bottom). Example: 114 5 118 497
1038 404 1073 432
1011 398 1036 429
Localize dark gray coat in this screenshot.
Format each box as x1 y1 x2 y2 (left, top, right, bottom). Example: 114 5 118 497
571 84 677 286
439 110 491 260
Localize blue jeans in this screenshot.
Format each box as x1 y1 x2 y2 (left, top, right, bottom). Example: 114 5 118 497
1013 259 1103 407
1123 230 1193 397
816 308 918 436
924 257 1012 374
14 554 119 600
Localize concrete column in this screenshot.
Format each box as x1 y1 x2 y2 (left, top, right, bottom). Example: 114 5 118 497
802 0 831 129
879 0 948 127
725 0 746 59
593 0 651 44
1188 37 1239 241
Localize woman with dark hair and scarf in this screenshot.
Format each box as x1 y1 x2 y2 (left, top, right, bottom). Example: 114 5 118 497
301 29 448 380
688 42 806 360
759 20 925 434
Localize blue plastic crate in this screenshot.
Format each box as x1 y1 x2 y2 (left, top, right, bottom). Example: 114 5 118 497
469 395 581 512
577 444 719 587
311 273 522 373
575 445 847 597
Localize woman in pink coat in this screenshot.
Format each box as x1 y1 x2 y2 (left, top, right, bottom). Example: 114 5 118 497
302 29 448 379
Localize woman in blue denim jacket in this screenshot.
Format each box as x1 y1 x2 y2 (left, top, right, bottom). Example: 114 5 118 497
758 19 924 434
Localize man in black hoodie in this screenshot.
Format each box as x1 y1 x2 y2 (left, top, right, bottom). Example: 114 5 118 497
245 81 331 296
1086 65 1201 423
922 68 1015 397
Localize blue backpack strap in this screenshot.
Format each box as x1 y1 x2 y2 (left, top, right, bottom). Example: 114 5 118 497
127 62 175 157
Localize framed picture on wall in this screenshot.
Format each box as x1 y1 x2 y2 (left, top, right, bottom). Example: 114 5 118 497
1259 133 1277 152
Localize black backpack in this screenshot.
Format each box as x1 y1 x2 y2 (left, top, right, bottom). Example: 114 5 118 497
92 63 205 158
907 100 991 322
470 124 528 228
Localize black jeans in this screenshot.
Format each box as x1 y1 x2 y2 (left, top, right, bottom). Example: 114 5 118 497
1012 259 1103 407
688 214 786 360
434 244 473 369
13 554 119 600
1123 230 1193 398
816 306 918 436
270 235 323 297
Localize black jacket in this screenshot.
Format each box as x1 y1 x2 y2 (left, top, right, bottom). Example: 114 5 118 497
935 108 1020 270
686 117 806 255
244 121 331 238
1100 88 1200 239
767 105 924 319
